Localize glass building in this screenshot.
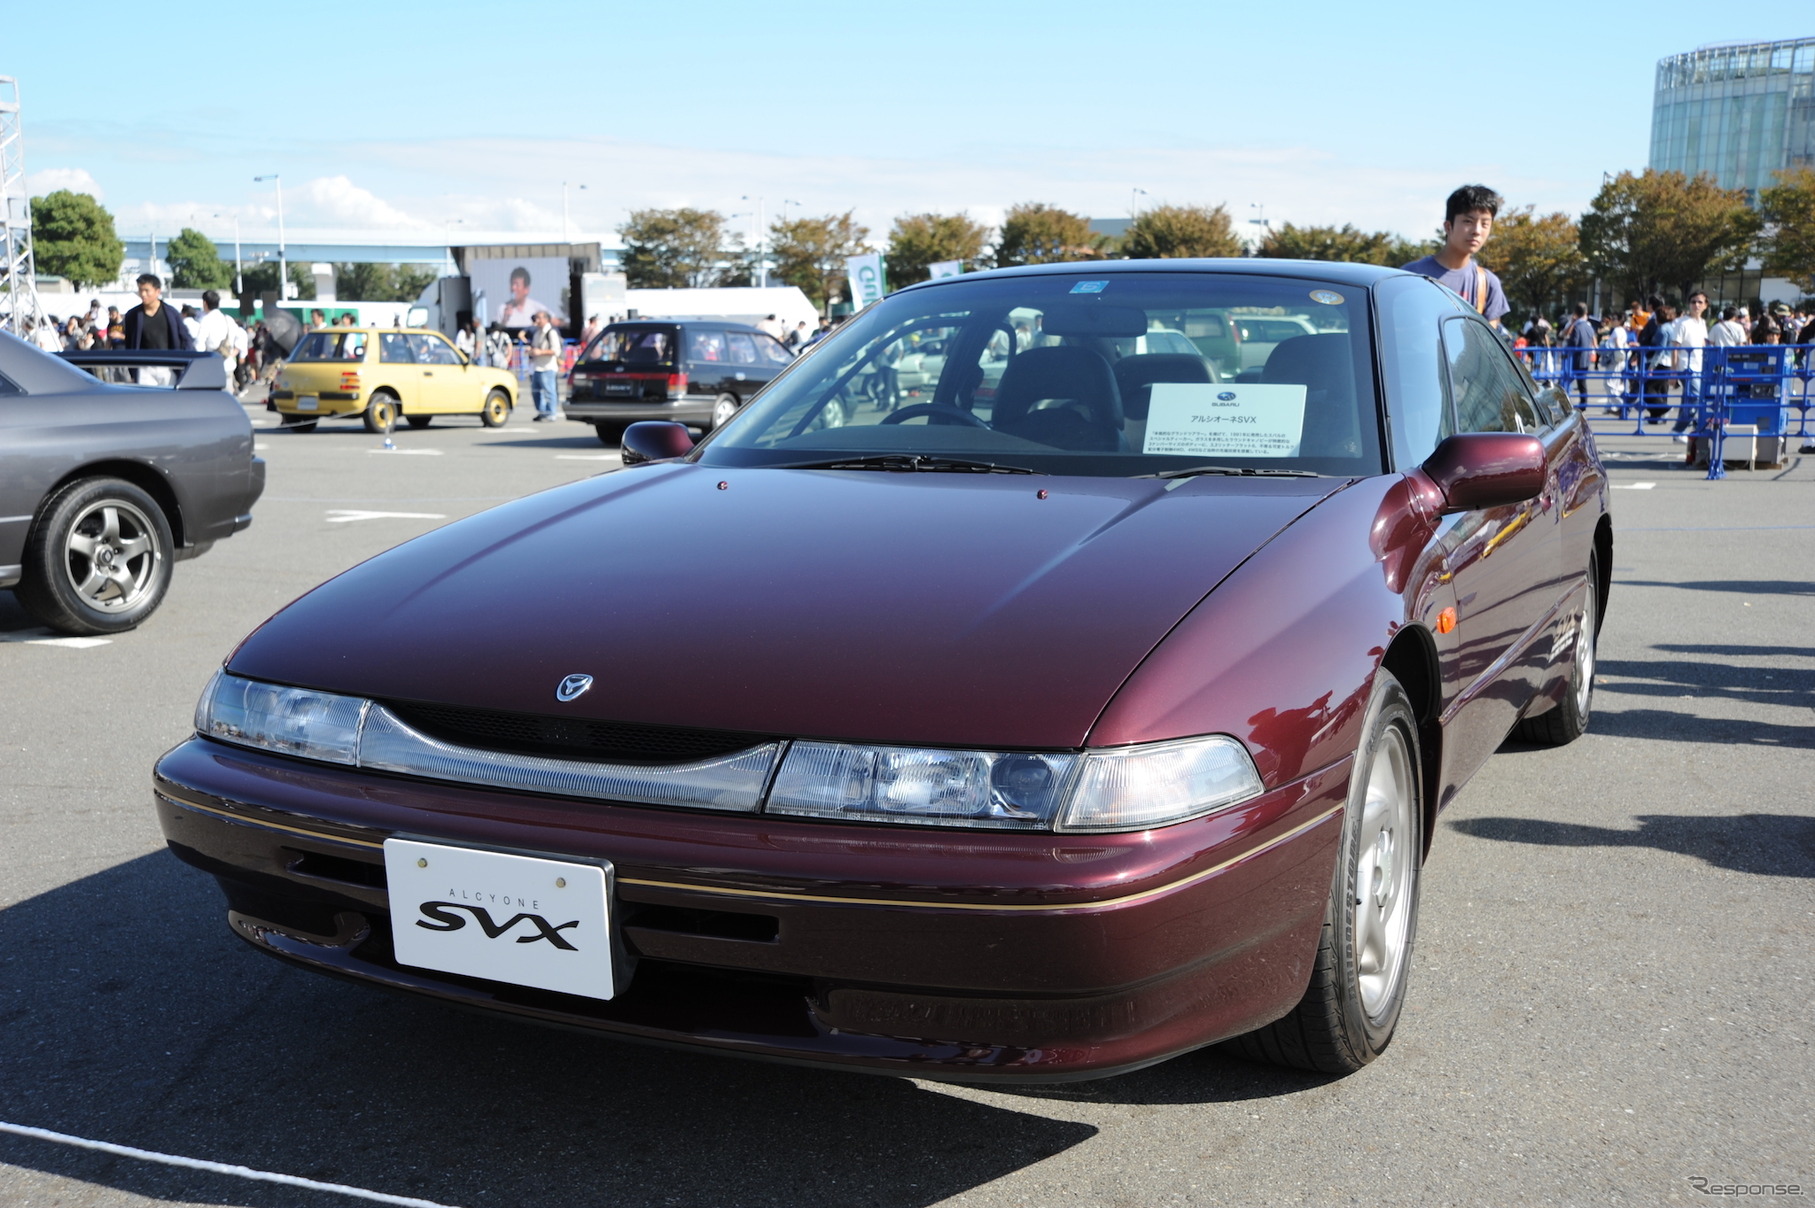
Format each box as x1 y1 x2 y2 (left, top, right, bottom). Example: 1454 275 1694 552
1650 38 1815 200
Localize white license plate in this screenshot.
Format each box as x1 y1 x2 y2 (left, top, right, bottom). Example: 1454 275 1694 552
383 839 614 1000
297 395 319 411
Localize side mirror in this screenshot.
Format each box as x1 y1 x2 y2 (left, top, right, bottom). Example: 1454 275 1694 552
1420 433 1545 514
620 421 695 466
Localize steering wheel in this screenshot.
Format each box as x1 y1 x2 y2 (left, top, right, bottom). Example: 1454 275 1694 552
878 402 990 427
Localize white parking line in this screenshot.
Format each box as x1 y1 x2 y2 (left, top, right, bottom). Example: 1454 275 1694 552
325 510 448 523
0 1120 461 1208
0 631 111 648
368 448 444 456
1612 482 1657 490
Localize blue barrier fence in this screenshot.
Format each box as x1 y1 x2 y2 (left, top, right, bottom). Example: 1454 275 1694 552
1523 342 1813 480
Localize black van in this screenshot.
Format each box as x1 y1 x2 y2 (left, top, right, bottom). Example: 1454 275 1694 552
564 320 794 443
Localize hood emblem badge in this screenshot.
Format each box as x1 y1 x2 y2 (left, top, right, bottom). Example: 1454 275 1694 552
556 674 594 703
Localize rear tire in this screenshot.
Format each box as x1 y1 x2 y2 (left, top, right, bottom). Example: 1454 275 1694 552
16 477 175 636
363 391 398 434
1232 671 1422 1074
1514 555 1599 746
405 414 433 430
595 422 626 446
280 417 317 433
711 393 739 429
480 389 510 428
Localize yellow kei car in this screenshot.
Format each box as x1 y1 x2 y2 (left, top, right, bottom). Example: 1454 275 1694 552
271 328 516 433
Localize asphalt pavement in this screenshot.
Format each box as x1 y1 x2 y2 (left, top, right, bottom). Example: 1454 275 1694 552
0 408 1809 1208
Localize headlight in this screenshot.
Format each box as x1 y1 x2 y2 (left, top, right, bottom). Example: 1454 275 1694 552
768 743 1078 830
194 669 364 765
1058 735 1263 832
769 735 1263 832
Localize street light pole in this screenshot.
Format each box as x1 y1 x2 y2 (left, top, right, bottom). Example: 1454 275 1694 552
743 195 765 287
562 182 586 243
1131 187 1148 215
254 175 285 298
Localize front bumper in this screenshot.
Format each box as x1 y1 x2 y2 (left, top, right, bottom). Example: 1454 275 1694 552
153 737 1346 1081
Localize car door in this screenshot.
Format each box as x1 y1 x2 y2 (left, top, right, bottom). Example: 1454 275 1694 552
1435 314 1566 776
408 333 468 413
685 328 731 400
376 333 418 410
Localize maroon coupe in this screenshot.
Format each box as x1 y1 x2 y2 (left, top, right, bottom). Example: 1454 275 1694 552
155 262 1609 1081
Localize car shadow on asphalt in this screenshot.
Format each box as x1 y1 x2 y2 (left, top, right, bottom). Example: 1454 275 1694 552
1614 579 1815 597
1446 813 1815 879
0 852 1101 1208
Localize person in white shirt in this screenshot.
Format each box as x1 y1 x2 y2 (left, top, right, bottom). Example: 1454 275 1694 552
1708 305 1748 347
27 317 63 353
1669 291 1709 442
194 290 242 387
1598 316 1630 413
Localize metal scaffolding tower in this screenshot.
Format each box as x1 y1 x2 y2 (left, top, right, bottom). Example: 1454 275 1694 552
0 75 47 338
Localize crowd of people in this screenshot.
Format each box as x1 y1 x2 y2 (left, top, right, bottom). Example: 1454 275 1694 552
22 278 277 392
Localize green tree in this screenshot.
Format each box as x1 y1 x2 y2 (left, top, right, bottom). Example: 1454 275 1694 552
993 203 1106 267
1122 204 1243 259
1579 169 1757 303
1475 206 1589 320
165 228 232 290
332 262 439 302
242 260 316 301
618 208 739 288
31 190 124 288
1384 234 1438 267
885 212 991 287
1257 222 1397 264
1757 167 1815 292
769 211 872 310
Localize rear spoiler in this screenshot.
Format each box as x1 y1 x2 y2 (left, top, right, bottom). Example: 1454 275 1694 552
59 349 229 391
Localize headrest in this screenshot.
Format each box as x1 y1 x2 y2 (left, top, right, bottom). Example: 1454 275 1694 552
1112 353 1212 420
1261 333 1352 398
992 346 1123 431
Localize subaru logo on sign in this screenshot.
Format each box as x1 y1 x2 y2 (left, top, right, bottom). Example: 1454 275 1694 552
556 674 594 702
1217 391 1237 401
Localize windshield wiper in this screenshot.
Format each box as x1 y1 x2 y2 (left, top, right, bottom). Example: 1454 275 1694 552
778 454 1044 475
1142 465 1322 480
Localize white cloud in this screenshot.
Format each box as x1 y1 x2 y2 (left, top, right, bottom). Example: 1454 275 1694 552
297 175 423 229
26 167 102 199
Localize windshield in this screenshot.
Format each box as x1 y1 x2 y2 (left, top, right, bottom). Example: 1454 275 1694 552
696 271 1381 477
290 331 368 362
581 326 675 366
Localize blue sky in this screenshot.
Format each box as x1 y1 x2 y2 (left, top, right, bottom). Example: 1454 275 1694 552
11 2 1805 248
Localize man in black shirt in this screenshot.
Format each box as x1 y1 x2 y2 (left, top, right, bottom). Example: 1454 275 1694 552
122 273 192 352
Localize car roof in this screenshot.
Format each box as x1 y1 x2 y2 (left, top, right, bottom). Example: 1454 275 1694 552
895 258 1411 294
606 320 765 333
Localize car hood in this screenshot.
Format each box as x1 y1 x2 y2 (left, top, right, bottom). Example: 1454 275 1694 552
229 466 1344 749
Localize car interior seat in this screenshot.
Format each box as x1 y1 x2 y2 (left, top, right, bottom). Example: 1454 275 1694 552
1112 353 1213 452
990 346 1124 450
1260 333 1362 458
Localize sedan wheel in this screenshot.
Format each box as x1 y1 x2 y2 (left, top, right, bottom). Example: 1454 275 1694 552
711 393 739 429
480 389 510 428
1233 671 1421 1074
1513 554 1598 746
17 477 174 635
363 392 398 434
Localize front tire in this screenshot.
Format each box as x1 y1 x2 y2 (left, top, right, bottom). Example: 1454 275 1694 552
1234 672 1422 1074
1514 554 1599 745
363 391 398 434
480 389 510 428
16 477 175 635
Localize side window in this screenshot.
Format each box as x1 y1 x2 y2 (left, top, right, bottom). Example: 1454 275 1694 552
1443 316 1541 434
725 332 759 366
380 333 416 364
687 330 725 362
0 370 21 396
754 335 793 366
1376 275 1459 467
408 334 459 365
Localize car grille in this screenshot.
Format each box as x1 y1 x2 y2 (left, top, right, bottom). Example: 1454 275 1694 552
381 700 775 766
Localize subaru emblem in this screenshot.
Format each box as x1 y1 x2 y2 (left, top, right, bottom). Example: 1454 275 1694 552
556 674 594 702
1217 391 1237 401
